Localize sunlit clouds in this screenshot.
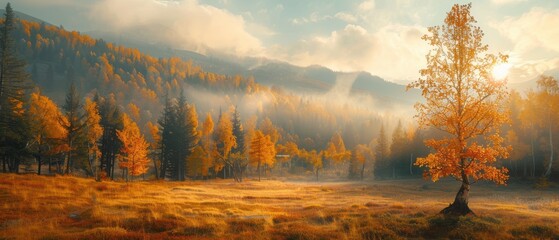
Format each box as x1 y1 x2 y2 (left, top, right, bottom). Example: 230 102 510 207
491 8 559 84
90 0 263 56
8 0 559 86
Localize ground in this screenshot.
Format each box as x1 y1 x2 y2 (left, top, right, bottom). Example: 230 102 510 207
1 174 558 239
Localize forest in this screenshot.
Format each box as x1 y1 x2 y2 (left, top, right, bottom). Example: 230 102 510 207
1 2 559 239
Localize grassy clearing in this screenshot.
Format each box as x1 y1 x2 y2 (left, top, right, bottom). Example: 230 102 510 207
0 174 558 239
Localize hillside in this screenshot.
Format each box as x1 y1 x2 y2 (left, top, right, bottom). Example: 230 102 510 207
86 31 421 108
11 17 402 153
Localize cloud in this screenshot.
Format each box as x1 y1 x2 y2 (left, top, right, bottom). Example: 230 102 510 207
358 0 375 12
268 24 429 83
335 12 358 23
492 8 559 82
90 0 263 56
493 8 559 54
291 12 334 25
491 0 527 5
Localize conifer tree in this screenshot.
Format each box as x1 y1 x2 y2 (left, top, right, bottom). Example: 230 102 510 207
61 82 85 174
0 3 31 172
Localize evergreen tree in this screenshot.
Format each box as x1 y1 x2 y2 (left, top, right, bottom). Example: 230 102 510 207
158 92 198 181
96 93 123 179
61 82 85 174
374 123 390 179
0 3 31 173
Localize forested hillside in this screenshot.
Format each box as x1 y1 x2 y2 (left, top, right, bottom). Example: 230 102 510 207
2 9 559 183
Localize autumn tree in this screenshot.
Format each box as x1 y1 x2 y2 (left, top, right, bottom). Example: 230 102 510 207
350 144 374 181
83 98 103 178
301 149 323 181
249 130 275 181
117 114 150 181
324 132 351 176
533 76 559 178
276 141 299 176
28 91 67 175
145 121 160 179
407 3 510 215
214 111 236 179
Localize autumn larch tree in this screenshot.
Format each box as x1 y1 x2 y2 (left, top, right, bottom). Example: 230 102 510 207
117 113 150 181
146 121 161 179
28 91 67 175
83 98 103 179
214 111 236 179
249 130 275 181
276 141 299 176
407 3 510 216
350 144 373 181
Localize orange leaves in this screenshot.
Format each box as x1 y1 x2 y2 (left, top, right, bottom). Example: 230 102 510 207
28 92 67 143
216 112 236 160
117 114 150 177
407 4 510 186
248 130 276 167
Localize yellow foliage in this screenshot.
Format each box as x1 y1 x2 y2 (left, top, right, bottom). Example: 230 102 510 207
117 114 150 177
407 3 510 185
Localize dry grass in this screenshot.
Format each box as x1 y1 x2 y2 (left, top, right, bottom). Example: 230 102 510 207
1 174 558 239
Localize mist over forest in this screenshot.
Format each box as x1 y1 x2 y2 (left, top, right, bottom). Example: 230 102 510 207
1 2 559 239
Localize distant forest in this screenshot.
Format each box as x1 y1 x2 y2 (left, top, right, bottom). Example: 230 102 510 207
1 10 559 182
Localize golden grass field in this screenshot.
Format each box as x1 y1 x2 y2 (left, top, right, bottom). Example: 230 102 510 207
1 174 558 240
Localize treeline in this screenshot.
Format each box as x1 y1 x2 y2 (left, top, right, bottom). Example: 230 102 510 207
3 3 558 182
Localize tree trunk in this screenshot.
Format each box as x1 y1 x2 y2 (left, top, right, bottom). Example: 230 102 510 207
153 158 159 180
315 168 319 181
544 123 553 178
360 162 365 181
441 177 473 216
258 161 261 181
531 131 536 177
37 155 42 175
410 154 414 175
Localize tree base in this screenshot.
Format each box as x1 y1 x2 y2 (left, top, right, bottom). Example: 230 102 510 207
440 202 475 216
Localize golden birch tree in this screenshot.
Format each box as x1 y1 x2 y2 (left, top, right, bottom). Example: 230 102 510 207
407 3 510 215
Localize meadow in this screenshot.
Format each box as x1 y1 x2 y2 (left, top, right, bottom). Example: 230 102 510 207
1 174 558 240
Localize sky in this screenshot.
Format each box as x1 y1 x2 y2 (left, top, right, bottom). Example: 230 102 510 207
3 0 559 84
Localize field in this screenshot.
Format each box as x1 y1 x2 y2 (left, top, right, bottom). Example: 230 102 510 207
1 174 559 240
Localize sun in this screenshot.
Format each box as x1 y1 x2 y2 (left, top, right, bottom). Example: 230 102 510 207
491 63 511 80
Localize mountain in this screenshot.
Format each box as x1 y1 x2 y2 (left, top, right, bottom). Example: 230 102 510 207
86 31 420 108
0 9 52 26
11 14 399 150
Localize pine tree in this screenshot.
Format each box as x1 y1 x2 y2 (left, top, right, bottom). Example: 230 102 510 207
231 106 247 182
61 82 85 174
0 3 31 173
389 120 407 179
374 123 390 179
96 93 123 179
158 92 198 181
